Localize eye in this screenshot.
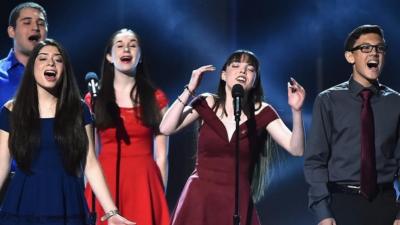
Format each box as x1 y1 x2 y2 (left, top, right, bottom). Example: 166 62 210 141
247 66 255 72
38 21 46 27
360 45 372 52
377 45 387 52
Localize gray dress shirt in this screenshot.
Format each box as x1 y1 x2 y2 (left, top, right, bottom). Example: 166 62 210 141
304 77 400 221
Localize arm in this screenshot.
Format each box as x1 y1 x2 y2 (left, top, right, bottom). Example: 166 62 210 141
266 78 305 156
84 124 134 225
0 129 11 191
154 107 169 188
0 103 13 191
159 65 215 135
303 95 334 224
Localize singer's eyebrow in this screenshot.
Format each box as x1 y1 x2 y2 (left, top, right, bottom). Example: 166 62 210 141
114 38 138 45
38 52 62 57
20 17 46 22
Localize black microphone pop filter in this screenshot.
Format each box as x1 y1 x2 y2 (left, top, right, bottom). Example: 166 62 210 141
85 72 98 82
232 84 244 98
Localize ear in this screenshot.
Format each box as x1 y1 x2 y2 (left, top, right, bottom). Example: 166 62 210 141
344 51 355 64
7 26 15 38
221 71 226 81
106 53 113 64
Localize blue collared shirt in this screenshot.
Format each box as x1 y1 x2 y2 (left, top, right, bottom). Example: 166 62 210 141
0 49 25 107
0 49 25 171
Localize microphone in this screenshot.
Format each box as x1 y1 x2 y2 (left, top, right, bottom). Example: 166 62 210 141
85 72 99 98
232 84 244 120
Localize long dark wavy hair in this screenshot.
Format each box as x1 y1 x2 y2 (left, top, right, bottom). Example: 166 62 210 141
213 50 278 202
94 28 161 130
9 39 88 175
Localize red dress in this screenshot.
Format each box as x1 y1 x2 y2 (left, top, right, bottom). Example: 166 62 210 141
85 90 170 225
170 97 279 225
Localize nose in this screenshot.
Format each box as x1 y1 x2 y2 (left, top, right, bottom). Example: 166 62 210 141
239 65 247 74
32 22 40 32
47 58 55 66
123 46 129 52
370 46 379 55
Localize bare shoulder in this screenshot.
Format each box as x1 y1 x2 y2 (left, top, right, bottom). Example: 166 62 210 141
255 101 272 115
199 92 218 108
4 100 14 111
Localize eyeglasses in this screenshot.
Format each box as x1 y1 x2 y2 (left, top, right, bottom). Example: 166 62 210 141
350 44 387 54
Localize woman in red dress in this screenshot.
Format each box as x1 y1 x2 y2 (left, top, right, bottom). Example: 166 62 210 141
85 28 170 225
160 50 305 225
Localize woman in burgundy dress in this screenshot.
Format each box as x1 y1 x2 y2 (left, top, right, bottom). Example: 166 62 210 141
160 50 305 225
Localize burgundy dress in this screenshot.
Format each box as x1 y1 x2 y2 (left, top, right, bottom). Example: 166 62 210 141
170 97 279 225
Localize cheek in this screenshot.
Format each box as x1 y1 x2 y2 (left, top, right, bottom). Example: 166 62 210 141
57 66 64 76
249 74 257 85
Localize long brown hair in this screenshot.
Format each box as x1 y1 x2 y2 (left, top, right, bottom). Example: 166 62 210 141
94 28 162 130
9 39 88 175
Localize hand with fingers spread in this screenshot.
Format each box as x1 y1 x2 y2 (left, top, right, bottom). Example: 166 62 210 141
186 65 216 94
287 77 306 111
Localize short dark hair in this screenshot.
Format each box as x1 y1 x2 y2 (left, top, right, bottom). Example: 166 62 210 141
344 24 385 51
8 2 48 28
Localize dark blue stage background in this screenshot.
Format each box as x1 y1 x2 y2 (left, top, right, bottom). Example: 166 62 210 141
2 1 400 224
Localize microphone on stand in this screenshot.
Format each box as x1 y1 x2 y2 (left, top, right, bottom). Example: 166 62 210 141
84 72 99 222
85 72 99 98
231 83 244 225
232 84 244 121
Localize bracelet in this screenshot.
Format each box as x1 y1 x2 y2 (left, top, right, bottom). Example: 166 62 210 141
176 96 186 106
100 209 119 221
184 85 196 97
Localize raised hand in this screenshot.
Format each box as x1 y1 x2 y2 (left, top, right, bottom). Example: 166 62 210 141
287 77 305 111
186 65 216 93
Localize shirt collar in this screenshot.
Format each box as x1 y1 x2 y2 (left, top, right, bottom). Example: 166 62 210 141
349 75 381 97
3 49 23 71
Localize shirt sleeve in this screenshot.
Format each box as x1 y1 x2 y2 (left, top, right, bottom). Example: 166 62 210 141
303 94 333 222
155 89 169 109
84 92 93 112
0 106 10 132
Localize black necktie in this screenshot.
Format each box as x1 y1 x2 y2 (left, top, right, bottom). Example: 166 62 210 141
360 89 377 200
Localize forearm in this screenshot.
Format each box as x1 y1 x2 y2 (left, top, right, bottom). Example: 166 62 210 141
304 143 332 221
159 89 192 135
0 131 11 190
289 108 305 156
85 157 117 213
0 161 10 191
155 155 168 188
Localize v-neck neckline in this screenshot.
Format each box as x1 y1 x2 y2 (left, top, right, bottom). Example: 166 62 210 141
200 100 270 143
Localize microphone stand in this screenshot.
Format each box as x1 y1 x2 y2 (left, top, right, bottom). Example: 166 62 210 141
89 94 97 224
233 99 241 225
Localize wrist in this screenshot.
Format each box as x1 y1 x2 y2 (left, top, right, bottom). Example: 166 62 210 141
291 107 302 113
100 209 119 221
184 84 196 97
